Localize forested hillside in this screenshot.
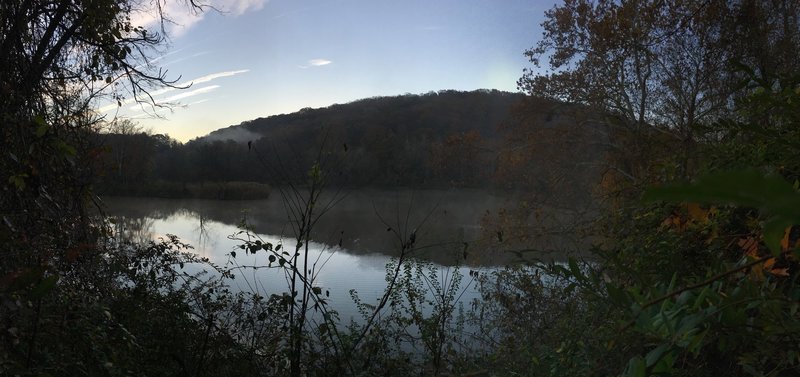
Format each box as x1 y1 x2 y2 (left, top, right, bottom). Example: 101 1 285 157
96 90 606 204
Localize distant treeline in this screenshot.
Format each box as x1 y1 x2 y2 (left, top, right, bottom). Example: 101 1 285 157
94 90 605 202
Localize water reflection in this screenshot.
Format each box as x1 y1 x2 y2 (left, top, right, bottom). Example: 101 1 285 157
105 204 485 322
110 215 156 245
102 189 522 265
101 189 521 322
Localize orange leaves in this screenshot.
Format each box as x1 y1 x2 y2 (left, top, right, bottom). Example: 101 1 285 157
738 237 760 258
660 214 683 229
686 203 710 223
738 226 797 279
659 202 714 232
763 258 790 277
779 225 800 251
660 205 796 279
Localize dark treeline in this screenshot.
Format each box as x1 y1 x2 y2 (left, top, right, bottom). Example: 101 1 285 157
96 90 603 203
94 130 273 198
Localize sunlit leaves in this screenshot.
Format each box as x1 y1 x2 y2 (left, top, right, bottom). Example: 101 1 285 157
658 202 715 232
645 170 800 254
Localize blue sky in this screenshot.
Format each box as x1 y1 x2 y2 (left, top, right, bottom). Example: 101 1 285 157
97 0 554 141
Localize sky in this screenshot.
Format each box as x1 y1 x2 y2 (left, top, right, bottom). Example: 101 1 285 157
95 0 555 142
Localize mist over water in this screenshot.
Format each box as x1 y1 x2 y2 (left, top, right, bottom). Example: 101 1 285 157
102 188 513 323
103 188 520 264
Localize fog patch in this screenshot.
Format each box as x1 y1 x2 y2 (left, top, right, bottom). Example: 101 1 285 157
203 127 262 143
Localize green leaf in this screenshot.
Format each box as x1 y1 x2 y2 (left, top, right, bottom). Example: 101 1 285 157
35 122 48 137
645 344 670 367
643 170 795 208
33 115 47 127
9 174 27 191
676 313 705 337
625 356 647 377
567 257 584 282
764 217 794 256
55 140 77 157
606 283 629 306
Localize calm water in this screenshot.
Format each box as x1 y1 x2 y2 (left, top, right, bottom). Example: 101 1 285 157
102 188 521 322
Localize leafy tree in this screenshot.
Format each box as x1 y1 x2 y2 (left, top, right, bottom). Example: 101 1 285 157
0 0 232 374
1 0 200 266
518 0 800 186
485 1 800 376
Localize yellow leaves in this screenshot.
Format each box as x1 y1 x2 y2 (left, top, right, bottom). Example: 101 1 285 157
660 214 682 229
657 203 796 279
659 203 715 232
686 203 710 223
738 227 796 280
779 225 800 251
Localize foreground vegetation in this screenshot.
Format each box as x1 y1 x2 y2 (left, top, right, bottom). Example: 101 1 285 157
2 0 800 376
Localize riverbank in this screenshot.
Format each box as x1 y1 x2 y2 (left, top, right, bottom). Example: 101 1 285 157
100 180 271 200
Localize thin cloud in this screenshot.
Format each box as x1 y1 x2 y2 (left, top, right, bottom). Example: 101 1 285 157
299 59 332 68
158 84 220 103
188 99 210 106
97 69 248 113
188 69 249 85
226 0 268 16
309 59 332 66
125 85 218 113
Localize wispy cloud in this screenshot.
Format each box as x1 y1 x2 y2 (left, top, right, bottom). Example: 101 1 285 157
299 59 332 68
97 69 248 113
188 99 210 106
125 85 219 114
160 85 220 102
309 59 332 66
130 0 268 37
187 69 249 85
226 0 268 16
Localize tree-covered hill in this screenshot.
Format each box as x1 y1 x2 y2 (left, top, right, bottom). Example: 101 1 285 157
204 89 524 144
97 89 608 200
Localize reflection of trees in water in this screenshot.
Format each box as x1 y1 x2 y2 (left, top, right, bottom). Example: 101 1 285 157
100 197 183 219
191 210 215 256
111 216 156 245
103 191 521 265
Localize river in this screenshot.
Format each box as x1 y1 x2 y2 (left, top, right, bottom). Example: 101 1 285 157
102 188 531 323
